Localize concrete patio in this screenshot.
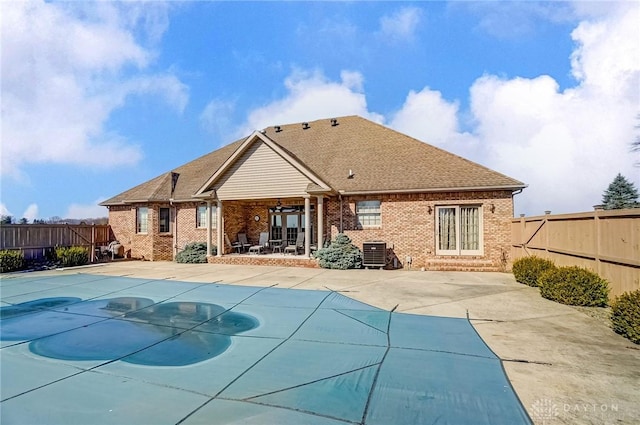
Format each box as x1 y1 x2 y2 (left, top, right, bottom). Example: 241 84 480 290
3 261 639 424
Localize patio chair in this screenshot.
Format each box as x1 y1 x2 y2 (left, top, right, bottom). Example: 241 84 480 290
237 233 252 253
248 232 269 254
284 233 305 255
225 234 242 253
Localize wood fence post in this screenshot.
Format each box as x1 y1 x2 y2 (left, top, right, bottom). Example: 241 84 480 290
544 211 551 260
594 208 602 276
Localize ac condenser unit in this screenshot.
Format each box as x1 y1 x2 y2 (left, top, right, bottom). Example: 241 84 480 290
362 241 386 269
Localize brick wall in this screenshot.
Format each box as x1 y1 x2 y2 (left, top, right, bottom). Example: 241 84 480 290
326 191 514 271
108 203 172 261
109 190 514 270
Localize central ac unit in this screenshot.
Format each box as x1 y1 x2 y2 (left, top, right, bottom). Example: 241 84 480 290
363 241 386 269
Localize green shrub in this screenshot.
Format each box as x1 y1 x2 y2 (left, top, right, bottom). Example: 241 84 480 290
538 266 609 307
0 250 25 273
175 242 217 263
55 246 89 267
512 256 556 287
611 290 640 344
314 233 362 270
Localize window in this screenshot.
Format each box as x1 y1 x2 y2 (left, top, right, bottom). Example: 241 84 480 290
269 205 315 244
356 200 381 228
159 208 170 233
196 205 217 228
136 207 148 234
436 206 482 255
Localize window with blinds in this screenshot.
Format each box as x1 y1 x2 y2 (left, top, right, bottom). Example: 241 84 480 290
356 200 381 228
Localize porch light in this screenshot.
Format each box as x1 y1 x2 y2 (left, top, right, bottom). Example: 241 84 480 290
490 203 495 213
276 199 282 212
427 206 432 215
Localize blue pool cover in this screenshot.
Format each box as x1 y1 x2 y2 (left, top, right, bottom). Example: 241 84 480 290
0 273 532 424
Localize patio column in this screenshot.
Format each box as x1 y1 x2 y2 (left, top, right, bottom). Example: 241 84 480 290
316 195 324 249
206 200 212 257
304 196 311 257
216 199 223 257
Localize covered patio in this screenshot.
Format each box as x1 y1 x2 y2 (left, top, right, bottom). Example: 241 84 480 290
198 196 326 260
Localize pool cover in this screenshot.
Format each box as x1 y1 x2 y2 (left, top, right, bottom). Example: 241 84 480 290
0 273 532 424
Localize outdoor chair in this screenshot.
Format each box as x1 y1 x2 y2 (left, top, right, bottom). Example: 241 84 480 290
237 233 251 253
284 233 304 255
248 232 269 254
225 234 242 253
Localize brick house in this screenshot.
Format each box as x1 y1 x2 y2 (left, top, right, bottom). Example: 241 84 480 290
101 116 525 270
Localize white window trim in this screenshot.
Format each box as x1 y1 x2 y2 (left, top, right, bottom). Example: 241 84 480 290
435 205 483 256
197 205 217 229
356 200 382 228
136 207 148 234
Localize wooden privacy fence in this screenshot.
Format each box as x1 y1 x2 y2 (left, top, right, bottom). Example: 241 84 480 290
0 224 114 263
511 209 640 298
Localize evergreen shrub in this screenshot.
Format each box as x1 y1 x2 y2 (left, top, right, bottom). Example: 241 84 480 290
175 242 217 263
55 246 89 267
0 249 25 273
512 256 556 287
538 266 609 307
611 290 640 344
314 233 362 270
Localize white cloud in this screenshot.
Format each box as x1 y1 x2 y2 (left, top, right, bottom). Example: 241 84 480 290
390 88 460 146
200 99 236 140
466 2 640 215
460 2 576 39
570 4 639 100
22 204 39 222
0 204 12 217
379 7 422 42
237 69 383 136
66 198 109 219
0 1 187 179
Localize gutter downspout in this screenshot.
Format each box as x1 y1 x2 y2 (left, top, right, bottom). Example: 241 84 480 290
339 193 344 233
170 198 177 259
511 188 524 217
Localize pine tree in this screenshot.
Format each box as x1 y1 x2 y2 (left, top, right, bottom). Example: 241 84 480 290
602 173 639 209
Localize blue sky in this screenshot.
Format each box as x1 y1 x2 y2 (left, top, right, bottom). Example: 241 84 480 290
1 1 639 220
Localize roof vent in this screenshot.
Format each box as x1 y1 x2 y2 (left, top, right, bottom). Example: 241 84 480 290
274 125 282 133
331 118 338 127
348 169 355 179
259 129 267 135
302 122 310 130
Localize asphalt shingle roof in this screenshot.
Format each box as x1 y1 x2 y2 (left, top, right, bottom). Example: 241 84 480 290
102 116 525 206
